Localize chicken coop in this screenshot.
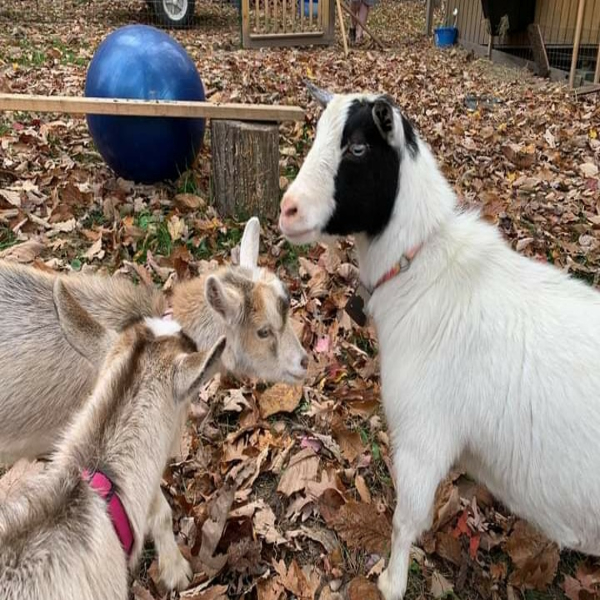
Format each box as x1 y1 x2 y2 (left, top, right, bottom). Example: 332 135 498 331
446 0 600 90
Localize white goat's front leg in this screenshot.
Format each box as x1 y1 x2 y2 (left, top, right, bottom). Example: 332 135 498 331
378 441 450 600
149 488 192 591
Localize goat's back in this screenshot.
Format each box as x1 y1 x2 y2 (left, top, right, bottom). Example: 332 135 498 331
0 465 127 600
0 262 163 461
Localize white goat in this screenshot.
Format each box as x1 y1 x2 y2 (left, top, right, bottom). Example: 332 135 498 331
0 217 307 463
279 84 600 600
0 279 225 599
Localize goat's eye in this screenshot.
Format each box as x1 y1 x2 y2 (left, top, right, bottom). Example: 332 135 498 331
257 327 271 339
349 143 367 157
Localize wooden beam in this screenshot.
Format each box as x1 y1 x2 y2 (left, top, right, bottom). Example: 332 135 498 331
0 93 305 122
595 41 600 84
425 0 434 36
574 83 600 98
569 0 586 89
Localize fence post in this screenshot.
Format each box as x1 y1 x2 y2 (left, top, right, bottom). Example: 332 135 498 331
568 0 586 89
425 0 434 36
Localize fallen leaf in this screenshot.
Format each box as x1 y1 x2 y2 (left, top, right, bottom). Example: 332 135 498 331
331 416 365 463
84 237 104 261
430 570 454 598
222 389 251 413
580 163 599 178
502 143 535 169
257 576 285 600
193 485 235 576
328 501 391 555
253 503 287 545
277 448 319 496
259 383 303 418
347 576 380 600
0 239 44 263
354 474 372 503
175 193 206 211
436 531 462 565
505 520 560 590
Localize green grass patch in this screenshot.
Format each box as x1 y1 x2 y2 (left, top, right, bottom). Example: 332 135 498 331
0 227 17 251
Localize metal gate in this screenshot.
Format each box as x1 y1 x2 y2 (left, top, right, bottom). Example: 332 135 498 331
241 0 335 48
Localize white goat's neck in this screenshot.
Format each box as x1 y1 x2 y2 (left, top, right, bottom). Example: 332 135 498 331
355 140 457 290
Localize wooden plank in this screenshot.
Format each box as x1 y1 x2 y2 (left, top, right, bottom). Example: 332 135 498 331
528 23 550 77
250 30 324 38
595 42 600 84
0 94 305 122
569 0 587 88
574 83 600 97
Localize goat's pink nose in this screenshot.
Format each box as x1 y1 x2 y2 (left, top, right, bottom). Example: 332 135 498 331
280 195 299 220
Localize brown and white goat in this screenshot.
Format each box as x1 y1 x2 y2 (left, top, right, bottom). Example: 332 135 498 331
0 217 307 462
0 279 226 599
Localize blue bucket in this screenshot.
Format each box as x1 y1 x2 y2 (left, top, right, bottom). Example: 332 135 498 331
303 0 318 17
434 26 458 47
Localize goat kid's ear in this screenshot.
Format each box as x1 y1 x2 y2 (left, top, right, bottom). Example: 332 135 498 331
53 278 113 363
205 274 244 325
305 80 333 108
240 216 260 270
174 336 226 402
372 97 397 142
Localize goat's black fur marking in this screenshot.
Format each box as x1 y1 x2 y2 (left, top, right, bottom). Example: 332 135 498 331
373 99 394 134
401 114 419 158
325 98 409 238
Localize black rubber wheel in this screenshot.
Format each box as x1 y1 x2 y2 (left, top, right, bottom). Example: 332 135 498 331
151 0 195 28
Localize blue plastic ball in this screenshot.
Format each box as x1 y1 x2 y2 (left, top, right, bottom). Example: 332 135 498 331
85 25 205 184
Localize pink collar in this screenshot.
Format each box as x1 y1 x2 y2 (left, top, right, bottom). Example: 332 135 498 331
372 244 421 292
83 469 134 558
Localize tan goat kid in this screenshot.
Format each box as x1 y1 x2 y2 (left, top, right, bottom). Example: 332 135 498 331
0 279 226 600
0 217 307 462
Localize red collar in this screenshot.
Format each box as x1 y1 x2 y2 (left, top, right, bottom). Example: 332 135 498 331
83 469 134 558
372 244 421 292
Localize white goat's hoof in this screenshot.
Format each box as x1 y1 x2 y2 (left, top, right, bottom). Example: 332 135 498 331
159 550 192 591
378 567 406 600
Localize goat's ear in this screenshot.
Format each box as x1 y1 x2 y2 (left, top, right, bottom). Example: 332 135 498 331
53 278 112 363
305 80 333 108
372 97 396 141
240 216 260 270
174 336 226 402
205 274 244 325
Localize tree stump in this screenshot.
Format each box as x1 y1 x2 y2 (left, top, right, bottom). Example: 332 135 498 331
211 120 279 219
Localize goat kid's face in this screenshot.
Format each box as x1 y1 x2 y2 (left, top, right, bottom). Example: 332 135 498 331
205 218 308 384
279 85 419 243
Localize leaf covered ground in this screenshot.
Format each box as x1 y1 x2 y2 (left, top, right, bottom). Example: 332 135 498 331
0 1 599 599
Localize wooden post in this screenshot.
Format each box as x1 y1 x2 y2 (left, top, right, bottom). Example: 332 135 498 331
425 0 434 36
594 41 600 84
528 23 550 78
569 0 586 89
211 120 280 219
336 0 349 56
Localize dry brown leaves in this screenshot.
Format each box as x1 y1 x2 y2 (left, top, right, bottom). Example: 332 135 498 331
505 520 560 591
0 1 598 599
